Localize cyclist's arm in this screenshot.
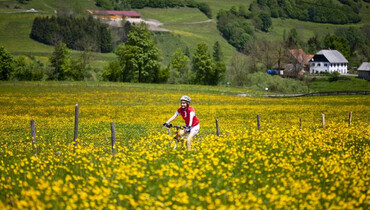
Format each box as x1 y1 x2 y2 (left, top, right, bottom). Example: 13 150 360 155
188 111 195 126
166 111 179 124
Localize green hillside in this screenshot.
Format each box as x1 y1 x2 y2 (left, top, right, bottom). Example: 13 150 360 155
0 0 369 72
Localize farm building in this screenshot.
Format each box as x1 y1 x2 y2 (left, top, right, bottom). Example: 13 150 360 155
309 50 348 74
87 10 142 23
358 62 370 81
271 49 313 78
281 49 313 77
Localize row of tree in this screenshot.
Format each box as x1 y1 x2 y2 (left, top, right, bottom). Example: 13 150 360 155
30 15 113 53
250 0 361 24
102 22 225 85
95 0 212 18
0 43 95 81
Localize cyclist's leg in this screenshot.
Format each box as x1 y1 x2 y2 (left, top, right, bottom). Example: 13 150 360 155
187 124 200 149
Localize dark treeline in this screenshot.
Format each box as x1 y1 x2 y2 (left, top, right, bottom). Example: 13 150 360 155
95 0 212 18
251 0 361 24
30 15 113 53
217 7 254 51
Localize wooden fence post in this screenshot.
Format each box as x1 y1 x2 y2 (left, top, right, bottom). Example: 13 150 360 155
348 112 352 128
257 114 261 131
74 104 79 146
111 122 117 155
300 118 302 130
30 120 37 154
216 119 220 136
322 114 325 130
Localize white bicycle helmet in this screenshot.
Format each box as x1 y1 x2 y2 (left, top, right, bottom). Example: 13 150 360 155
180 95 191 103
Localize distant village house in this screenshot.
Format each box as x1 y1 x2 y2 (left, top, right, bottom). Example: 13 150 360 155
309 50 348 74
358 62 370 81
272 49 313 78
87 10 142 23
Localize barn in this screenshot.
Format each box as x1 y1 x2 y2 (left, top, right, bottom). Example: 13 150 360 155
87 10 142 22
358 62 370 81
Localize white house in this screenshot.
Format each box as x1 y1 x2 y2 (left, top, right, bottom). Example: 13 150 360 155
309 50 348 74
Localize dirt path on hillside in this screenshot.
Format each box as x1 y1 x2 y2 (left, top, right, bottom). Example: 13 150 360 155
180 19 216 24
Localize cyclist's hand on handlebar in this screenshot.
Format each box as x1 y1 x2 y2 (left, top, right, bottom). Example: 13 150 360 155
163 123 170 128
185 125 191 132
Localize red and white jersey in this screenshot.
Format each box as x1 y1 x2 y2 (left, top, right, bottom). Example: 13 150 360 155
176 106 199 127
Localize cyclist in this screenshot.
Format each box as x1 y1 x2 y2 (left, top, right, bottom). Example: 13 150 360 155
163 95 200 150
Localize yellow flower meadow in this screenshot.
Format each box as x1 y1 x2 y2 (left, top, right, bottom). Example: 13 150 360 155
0 82 369 209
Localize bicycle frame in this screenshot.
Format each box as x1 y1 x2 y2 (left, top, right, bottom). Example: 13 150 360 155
164 124 187 149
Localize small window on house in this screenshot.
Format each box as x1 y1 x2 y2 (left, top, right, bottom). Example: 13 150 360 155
311 63 315 66
324 64 328 67
318 63 321 67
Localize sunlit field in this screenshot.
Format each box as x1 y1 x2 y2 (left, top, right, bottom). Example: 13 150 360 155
0 82 369 209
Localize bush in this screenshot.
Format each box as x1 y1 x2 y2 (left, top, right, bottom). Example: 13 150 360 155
246 72 307 93
12 56 44 81
102 61 121 82
328 71 340 82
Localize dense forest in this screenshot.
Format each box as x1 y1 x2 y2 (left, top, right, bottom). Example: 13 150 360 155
95 0 212 18
251 0 362 24
30 15 113 53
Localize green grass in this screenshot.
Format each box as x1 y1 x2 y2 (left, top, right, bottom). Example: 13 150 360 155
310 76 370 92
198 0 254 18
137 7 208 23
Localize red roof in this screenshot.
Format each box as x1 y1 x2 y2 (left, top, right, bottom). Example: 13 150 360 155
289 49 313 65
87 10 141 17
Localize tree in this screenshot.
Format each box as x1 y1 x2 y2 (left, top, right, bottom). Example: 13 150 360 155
0 46 14 80
192 42 214 85
168 48 190 84
307 34 322 54
324 34 351 60
198 2 212 18
335 27 365 56
228 52 250 87
213 41 223 62
286 28 299 48
114 22 163 83
259 12 272 32
212 61 226 85
49 42 70 80
257 39 276 70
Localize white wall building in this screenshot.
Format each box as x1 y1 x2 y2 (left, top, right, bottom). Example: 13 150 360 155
309 50 348 74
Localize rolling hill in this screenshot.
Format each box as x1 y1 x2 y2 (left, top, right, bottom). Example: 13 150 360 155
0 0 369 72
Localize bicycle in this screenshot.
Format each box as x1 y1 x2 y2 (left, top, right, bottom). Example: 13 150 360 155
163 124 188 149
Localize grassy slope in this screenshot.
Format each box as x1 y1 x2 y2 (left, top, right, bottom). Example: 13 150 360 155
310 77 370 92
138 7 237 64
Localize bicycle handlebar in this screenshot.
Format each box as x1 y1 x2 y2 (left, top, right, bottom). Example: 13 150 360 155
164 124 186 129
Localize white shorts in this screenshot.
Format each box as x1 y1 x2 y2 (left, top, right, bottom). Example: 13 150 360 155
190 124 200 135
